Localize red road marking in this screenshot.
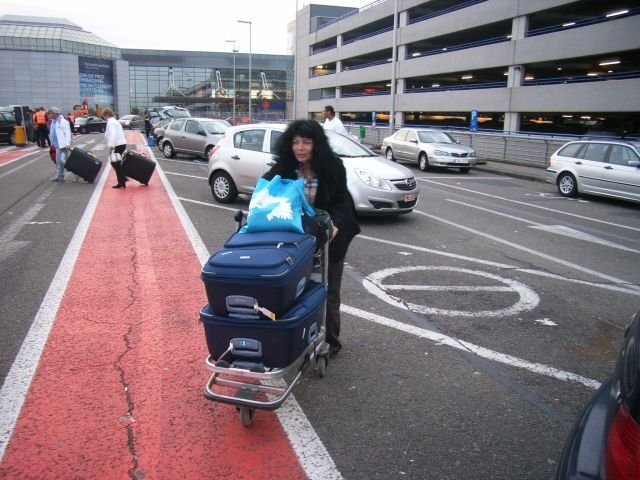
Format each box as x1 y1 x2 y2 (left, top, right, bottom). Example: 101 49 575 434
0 148 38 166
0 159 306 478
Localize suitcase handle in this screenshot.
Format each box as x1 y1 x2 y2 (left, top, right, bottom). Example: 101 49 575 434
230 338 262 359
226 295 258 314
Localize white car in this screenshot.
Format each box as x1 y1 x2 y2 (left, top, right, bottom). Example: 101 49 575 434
207 123 419 215
382 128 477 173
546 140 640 203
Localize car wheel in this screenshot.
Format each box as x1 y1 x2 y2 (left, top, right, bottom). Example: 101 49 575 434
557 172 578 197
163 142 175 159
205 145 214 159
99 126 105 133
419 152 429 171
80 127 88 134
9 132 15 145
459 167 470 174
210 171 238 203
385 148 395 162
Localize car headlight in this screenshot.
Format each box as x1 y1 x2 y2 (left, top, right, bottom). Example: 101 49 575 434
433 150 450 156
469 150 476 156
355 168 391 190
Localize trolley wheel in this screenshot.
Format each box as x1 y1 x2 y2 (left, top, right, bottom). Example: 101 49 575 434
239 407 255 426
316 356 328 378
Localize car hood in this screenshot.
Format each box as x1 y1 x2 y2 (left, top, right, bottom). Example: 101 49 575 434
341 155 414 179
425 142 474 153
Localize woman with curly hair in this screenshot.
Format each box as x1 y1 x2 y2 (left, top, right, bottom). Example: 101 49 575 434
264 120 360 356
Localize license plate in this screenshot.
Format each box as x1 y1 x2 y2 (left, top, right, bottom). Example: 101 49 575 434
454 159 468 164
404 194 416 202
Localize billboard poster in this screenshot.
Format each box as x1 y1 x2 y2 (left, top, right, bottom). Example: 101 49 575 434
78 56 114 108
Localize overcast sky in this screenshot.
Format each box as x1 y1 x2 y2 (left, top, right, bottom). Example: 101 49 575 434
0 0 369 55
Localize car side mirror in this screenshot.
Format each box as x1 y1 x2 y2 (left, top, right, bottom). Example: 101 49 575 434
410 139 418 143
628 160 640 168
198 131 206 136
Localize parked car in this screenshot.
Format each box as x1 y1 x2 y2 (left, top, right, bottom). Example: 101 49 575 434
160 118 230 159
381 128 478 173
0 110 17 144
556 307 640 480
119 114 145 130
546 140 640 203
152 118 173 147
207 123 419 215
74 115 106 134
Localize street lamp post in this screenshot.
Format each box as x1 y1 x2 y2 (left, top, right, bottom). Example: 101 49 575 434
225 40 237 123
238 20 252 122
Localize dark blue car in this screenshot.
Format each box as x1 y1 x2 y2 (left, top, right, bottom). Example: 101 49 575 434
556 308 640 479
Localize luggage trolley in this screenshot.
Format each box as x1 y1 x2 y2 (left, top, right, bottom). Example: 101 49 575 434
200 210 333 426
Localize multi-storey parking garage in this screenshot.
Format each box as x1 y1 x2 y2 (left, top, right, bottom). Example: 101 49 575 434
294 0 640 136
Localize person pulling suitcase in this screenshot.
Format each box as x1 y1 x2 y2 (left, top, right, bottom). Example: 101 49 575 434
48 107 72 182
103 108 127 189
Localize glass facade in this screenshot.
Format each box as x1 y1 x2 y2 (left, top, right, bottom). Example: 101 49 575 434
127 63 291 121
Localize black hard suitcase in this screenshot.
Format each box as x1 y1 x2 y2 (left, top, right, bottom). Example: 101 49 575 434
201 231 316 317
200 281 326 368
65 147 102 183
122 151 156 185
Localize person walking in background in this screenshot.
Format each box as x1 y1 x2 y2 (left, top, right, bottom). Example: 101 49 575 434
67 112 75 135
144 115 152 138
34 107 49 148
48 107 72 182
263 120 360 356
322 105 348 136
103 108 127 189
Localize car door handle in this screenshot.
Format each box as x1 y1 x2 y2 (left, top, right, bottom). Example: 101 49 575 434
574 161 582 165
604 165 613 169
231 155 240 160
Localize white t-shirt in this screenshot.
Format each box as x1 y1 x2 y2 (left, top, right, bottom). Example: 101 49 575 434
323 116 348 136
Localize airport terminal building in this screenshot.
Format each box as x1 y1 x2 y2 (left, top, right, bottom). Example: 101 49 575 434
0 15 293 120
1 0 639 136
294 0 640 135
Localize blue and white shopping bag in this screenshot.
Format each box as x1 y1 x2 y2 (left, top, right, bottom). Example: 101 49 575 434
241 175 315 233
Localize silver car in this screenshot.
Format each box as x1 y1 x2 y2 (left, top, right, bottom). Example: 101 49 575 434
119 114 145 130
382 128 477 173
207 123 419 215
546 140 640 203
161 118 230 159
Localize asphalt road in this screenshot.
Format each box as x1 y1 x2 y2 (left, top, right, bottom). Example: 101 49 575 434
2 136 640 479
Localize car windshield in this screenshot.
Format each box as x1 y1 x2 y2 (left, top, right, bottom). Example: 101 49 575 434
121 115 135 120
75 117 88 124
203 122 228 134
417 131 455 144
164 109 190 118
326 131 376 158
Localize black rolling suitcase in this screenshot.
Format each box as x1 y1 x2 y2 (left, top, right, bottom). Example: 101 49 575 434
65 147 102 183
122 151 156 185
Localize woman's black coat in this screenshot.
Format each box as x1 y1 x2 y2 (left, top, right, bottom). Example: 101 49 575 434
263 155 360 261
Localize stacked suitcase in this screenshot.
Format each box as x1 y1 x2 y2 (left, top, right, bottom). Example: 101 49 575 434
200 230 325 369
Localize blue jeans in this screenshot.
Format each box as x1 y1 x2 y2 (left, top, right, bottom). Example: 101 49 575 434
55 147 68 180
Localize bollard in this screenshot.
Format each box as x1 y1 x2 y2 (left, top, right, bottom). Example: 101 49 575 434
13 126 27 146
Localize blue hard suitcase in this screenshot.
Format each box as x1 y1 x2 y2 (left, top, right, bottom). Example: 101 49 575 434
201 231 316 317
200 281 326 368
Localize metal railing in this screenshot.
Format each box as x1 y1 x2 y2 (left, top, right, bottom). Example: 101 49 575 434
408 0 488 25
317 0 387 31
523 70 640 86
339 125 625 168
342 25 394 46
406 34 510 59
526 6 639 37
405 80 507 93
